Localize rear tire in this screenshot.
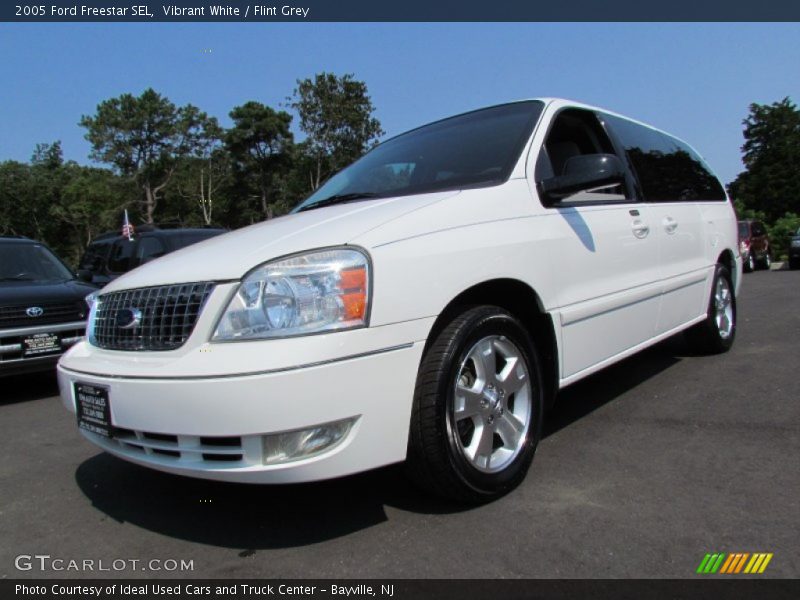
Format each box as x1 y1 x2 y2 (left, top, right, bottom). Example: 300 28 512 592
685 264 736 354
406 306 543 504
743 253 754 273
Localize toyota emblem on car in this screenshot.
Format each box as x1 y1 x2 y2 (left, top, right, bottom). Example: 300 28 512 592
25 306 44 317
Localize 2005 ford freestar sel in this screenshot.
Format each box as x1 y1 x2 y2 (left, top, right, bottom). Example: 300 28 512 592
58 99 740 503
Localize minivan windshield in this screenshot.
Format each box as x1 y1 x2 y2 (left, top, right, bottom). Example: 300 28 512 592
294 101 544 212
0 243 74 282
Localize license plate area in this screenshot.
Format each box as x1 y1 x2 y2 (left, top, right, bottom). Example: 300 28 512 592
75 383 113 438
23 332 60 357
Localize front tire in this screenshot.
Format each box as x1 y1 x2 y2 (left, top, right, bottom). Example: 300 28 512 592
406 306 543 504
685 264 736 354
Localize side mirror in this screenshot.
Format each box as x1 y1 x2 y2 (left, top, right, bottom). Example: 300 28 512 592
538 153 625 203
76 269 93 283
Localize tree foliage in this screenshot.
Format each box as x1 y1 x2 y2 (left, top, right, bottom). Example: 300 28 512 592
226 101 293 219
80 88 218 224
2 74 384 266
729 97 800 222
291 72 384 190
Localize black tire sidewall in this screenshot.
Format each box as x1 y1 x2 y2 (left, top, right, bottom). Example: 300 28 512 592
438 309 543 496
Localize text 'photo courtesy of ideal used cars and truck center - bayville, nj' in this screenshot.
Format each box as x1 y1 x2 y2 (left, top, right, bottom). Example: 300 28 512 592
50 98 742 504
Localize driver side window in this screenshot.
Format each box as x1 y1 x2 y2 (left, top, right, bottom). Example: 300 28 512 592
536 109 628 203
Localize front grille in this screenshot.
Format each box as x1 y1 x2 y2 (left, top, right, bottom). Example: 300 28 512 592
0 302 83 329
93 282 215 351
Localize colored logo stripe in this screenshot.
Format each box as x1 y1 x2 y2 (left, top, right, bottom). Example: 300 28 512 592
697 553 726 574
697 552 773 574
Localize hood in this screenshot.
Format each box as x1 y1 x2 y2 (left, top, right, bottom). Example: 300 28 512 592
103 191 458 292
0 279 96 306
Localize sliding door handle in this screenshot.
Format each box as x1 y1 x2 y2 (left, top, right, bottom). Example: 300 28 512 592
632 219 650 239
663 216 678 234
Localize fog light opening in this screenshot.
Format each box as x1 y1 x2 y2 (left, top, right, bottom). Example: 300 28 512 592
262 417 357 465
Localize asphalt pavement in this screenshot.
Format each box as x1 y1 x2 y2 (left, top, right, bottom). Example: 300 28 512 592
1 270 797 579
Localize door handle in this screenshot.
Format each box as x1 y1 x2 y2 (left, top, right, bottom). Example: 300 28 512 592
663 216 678 234
631 219 650 239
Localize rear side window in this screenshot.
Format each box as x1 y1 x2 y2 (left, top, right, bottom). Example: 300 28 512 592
132 236 167 267
108 239 135 273
79 242 111 271
604 114 726 202
738 222 749 238
171 230 224 249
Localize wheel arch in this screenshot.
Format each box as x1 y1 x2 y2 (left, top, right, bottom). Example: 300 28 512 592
717 248 737 289
424 278 559 411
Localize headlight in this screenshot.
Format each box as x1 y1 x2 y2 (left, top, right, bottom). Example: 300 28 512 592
85 291 99 309
85 292 101 342
213 247 370 341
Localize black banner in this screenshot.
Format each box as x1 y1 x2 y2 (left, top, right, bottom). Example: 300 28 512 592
4 0 800 22
4 580 800 600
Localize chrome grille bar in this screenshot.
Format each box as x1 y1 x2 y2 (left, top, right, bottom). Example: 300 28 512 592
92 282 215 351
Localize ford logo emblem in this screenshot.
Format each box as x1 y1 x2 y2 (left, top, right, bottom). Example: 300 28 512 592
116 308 143 330
26 306 44 317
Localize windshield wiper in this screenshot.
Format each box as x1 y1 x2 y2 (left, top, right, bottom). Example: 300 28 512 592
296 192 381 212
0 275 35 281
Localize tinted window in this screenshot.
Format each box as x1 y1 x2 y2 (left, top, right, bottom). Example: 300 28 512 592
536 108 628 202
605 114 726 202
172 230 225 249
738 222 749 239
108 239 135 273
133 237 166 267
0 243 73 282
295 101 544 212
79 241 111 271
671 138 727 201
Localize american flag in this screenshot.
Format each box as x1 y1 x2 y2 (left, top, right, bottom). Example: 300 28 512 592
122 209 135 240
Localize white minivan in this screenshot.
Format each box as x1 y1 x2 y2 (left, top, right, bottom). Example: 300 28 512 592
58 99 740 503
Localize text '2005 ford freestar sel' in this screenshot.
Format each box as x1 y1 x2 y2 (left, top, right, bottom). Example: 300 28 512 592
58 99 741 503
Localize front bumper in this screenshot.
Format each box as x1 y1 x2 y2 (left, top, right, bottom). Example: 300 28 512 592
57 326 428 483
1 321 85 377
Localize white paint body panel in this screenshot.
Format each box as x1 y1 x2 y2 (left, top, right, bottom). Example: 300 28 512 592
58 97 741 483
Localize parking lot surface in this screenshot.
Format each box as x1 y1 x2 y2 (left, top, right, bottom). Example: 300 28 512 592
1 270 797 579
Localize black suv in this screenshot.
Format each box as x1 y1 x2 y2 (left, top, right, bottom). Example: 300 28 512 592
0 236 96 377
77 226 226 286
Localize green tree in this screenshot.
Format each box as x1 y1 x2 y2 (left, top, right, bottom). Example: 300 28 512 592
225 101 293 219
79 88 217 224
290 72 384 190
768 212 800 261
729 97 800 221
50 165 133 264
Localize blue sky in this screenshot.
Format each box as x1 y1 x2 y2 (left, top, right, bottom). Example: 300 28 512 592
1 22 798 185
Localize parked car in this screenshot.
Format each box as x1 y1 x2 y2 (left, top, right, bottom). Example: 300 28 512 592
77 225 227 286
738 219 771 272
1 236 95 377
790 227 800 270
57 99 740 503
